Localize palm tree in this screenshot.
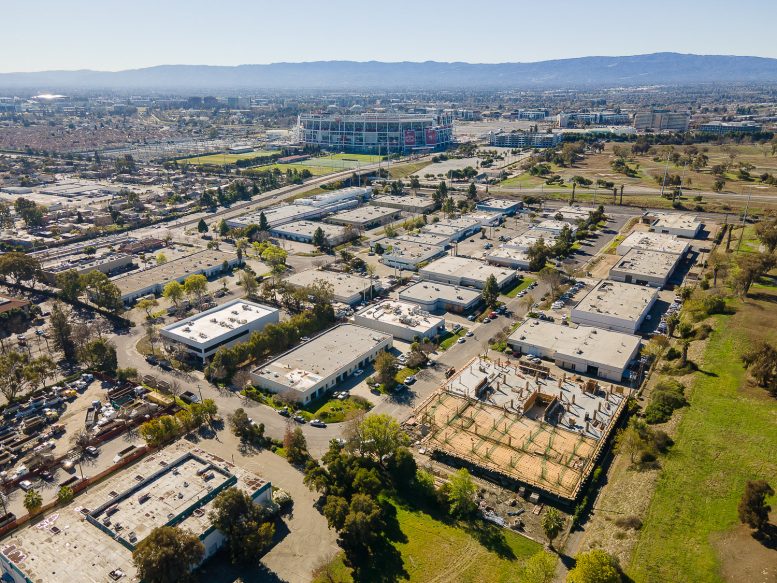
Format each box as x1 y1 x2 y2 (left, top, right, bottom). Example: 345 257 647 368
541 507 564 550
23 488 43 516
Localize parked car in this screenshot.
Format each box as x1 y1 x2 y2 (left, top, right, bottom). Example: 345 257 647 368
180 391 200 405
18 480 33 492
293 415 306 424
467 314 476 321
483 318 491 323
466 331 474 337
404 376 416 385
278 408 290 417
310 419 327 428
85 446 100 457
457 337 466 344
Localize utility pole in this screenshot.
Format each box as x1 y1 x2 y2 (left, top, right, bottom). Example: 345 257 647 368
660 153 670 199
736 188 752 253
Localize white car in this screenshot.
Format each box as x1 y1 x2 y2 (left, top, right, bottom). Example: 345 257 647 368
457 337 466 344
354 369 364 376
19 479 34 491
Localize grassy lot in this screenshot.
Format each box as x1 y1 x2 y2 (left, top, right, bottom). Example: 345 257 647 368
395 366 420 384
438 328 467 351
244 385 371 423
313 499 542 583
504 277 535 298
249 163 337 176
389 161 431 179
177 150 280 166
327 153 384 163
629 289 777 583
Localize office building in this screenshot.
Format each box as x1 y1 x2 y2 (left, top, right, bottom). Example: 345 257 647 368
270 220 354 246
420 256 517 289
475 198 523 216
375 238 446 271
488 131 563 148
160 299 279 362
421 217 481 245
250 324 392 403
649 214 702 238
284 269 374 305
571 280 658 334
371 194 437 214
354 300 445 341
326 206 401 229
633 109 690 132
616 231 690 256
697 121 761 135
609 248 681 288
399 281 482 314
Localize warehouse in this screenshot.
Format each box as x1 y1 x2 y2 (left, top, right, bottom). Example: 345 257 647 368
533 219 577 236
160 299 279 362
546 206 597 222
250 324 392 403
284 269 375 305
326 205 401 229
354 300 445 341
270 220 354 246
649 213 702 238
609 248 681 288
421 217 482 244
399 281 482 314
420 255 517 289
476 198 522 216
616 231 689 256
370 194 437 214
376 237 447 271
114 249 241 304
508 319 641 381
571 280 658 334
41 252 133 284
485 246 531 269
226 204 322 230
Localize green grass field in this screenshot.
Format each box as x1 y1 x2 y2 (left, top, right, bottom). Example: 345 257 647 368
439 328 468 350
629 290 777 582
314 499 542 583
504 277 535 298
177 150 280 165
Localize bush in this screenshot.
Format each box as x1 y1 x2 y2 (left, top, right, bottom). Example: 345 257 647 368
665 347 680 361
645 379 686 424
614 515 643 530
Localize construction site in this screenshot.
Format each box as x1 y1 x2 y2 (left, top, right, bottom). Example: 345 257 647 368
406 357 630 502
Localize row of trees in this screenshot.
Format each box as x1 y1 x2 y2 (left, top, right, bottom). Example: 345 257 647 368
139 399 218 446
56 269 124 313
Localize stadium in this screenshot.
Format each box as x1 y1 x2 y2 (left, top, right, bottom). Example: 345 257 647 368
297 111 453 154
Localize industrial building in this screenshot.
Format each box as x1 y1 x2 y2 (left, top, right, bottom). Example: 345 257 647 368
488 131 563 148
160 299 279 362
571 280 658 334
557 111 631 127
0 441 272 583
399 281 482 314
609 248 681 288
297 112 453 154
41 252 133 284
284 269 375 305
419 255 517 289
616 231 690 256
371 194 437 214
113 249 241 304
375 237 447 271
533 219 577 236
250 324 392 403
326 205 401 229
420 217 482 244
476 198 523 216
649 213 702 238
546 206 597 222
354 300 445 341
485 246 531 269
409 357 629 502
395 232 451 248
633 109 690 132
270 220 353 246
508 319 641 381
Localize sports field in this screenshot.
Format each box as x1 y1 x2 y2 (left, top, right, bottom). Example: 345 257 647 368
177 150 280 165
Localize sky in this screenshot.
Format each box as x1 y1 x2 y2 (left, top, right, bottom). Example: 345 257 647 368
3 0 777 72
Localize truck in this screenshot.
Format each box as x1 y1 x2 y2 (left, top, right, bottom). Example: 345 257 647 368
85 407 97 428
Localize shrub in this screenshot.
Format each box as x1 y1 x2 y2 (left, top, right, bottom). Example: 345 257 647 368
645 379 686 424
614 515 643 530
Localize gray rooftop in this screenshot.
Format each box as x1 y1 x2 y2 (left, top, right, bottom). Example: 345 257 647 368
612 248 679 279
573 280 657 321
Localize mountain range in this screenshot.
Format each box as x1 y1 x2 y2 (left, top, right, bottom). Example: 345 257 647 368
2 53 777 91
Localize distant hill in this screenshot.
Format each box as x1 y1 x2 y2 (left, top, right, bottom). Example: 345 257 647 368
3 53 777 91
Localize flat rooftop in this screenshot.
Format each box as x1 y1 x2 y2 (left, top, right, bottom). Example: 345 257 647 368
371 194 435 209
409 357 628 500
161 299 278 345
503 230 557 251
252 324 391 393
651 213 702 233
552 206 597 221
355 300 444 333
535 219 576 233
328 205 399 224
573 280 657 321
113 249 237 297
394 232 450 247
284 269 372 300
378 237 446 261
230 204 317 227
618 231 689 255
421 255 515 287
612 248 679 279
509 319 642 373
0 441 269 583
399 281 481 305
272 220 347 239
477 198 522 210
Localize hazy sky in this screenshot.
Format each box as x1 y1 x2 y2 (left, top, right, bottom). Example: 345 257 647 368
4 0 777 72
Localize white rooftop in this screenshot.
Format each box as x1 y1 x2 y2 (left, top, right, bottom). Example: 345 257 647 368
573 280 657 321
272 220 347 239
421 255 515 286
612 248 679 279
355 300 444 333
650 213 702 233
329 205 399 224
477 198 522 210
400 281 482 305
284 269 372 300
618 231 689 255
161 299 278 345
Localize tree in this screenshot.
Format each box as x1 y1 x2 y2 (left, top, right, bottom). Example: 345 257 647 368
162 280 185 308
541 507 564 550
23 488 43 515
538 266 562 297
614 422 644 464
0 252 42 286
132 526 204 583
13 198 44 227
137 297 159 319
448 468 477 517
197 218 208 233
55 269 83 302
218 219 230 237
566 549 621 583
312 227 326 250
81 271 123 313
50 302 77 362
80 338 118 374
183 274 208 307
258 211 269 232
209 488 275 564
284 426 310 465
357 414 408 462
481 274 500 307
156 253 168 265
527 237 550 272
754 217 777 253
738 479 774 533
731 252 776 297
741 341 777 393
374 351 398 387
238 269 258 298
521 550 558 583
57 485 74 505
467 182 478 200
